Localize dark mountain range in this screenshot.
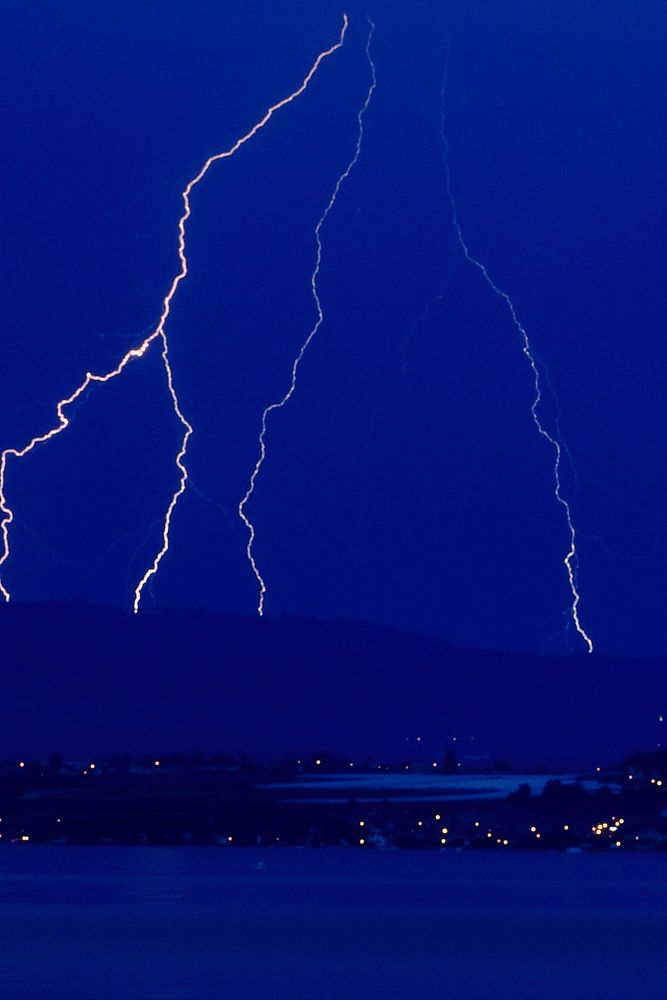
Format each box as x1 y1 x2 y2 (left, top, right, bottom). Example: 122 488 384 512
0 602 663 767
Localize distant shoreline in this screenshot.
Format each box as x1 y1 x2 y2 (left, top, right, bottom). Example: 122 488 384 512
2 752 666 852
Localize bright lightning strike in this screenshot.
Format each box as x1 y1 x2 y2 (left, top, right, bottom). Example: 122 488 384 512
440 53 593 653
239 20 377 616
0 16 349 611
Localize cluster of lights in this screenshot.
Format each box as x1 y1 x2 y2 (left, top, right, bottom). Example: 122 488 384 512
481 829 511 845
592 816 625 846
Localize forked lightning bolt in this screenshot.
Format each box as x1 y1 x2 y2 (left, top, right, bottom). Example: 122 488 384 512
440 54 593 653
239 20 377 616
0 15 349 611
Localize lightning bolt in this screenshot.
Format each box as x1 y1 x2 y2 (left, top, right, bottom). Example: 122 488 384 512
239 19 377 616
440 51 593 653
0 15 349 611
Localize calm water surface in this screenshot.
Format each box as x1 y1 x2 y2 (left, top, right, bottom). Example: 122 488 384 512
1 847 666 999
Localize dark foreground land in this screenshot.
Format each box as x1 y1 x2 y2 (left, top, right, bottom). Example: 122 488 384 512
3 750 667 851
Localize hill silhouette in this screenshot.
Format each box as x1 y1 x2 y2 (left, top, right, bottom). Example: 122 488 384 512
0 602 663 767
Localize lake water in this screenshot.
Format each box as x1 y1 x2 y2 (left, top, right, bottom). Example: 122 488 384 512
1 847 666 999
266 771 607 803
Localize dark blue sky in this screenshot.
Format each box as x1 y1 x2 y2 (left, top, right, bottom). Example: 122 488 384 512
1 0 665 656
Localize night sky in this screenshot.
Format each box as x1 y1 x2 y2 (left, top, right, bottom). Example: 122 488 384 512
2 0 665 657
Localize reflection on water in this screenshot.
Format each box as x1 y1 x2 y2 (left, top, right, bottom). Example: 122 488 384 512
264 772 608 803
0 847 666 999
